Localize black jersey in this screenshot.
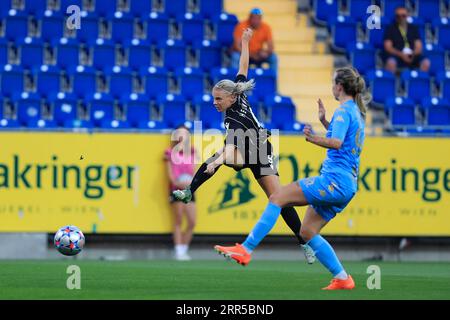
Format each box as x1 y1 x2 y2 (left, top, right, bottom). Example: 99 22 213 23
223 74 275 178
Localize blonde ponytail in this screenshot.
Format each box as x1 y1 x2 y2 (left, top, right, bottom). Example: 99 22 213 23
214 79 255 95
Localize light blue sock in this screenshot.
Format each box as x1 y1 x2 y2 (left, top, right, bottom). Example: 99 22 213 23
242 202 281 253
307 234 344 277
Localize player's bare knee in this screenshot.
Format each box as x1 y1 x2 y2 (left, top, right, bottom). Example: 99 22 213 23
300 226 315 242
268 192 283 206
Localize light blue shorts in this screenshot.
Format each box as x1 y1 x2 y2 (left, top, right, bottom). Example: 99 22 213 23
298 173 356 221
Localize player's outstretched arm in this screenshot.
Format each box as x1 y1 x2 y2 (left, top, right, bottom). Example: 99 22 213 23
318 98 330 130
303 126 343 150
238 28 253 78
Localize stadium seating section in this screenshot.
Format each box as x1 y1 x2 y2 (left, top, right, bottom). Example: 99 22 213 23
317 0 449 132
0 0 448 134
0 0 305 132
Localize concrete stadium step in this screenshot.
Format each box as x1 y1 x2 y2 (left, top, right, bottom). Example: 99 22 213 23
225 0 297 15
293 97 340 124
273 29 316 42
279 83 332 96
276 42 326 54
278 68 333 82
278 54 334 69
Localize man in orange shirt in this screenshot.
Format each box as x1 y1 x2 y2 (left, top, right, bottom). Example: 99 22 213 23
231 8 278 73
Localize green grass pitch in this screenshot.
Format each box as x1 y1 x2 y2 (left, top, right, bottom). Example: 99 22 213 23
0 260 449 299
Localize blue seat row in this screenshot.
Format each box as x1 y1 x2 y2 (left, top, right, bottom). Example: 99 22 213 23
0 92 302 131
0 0 224 19
0 10 238 46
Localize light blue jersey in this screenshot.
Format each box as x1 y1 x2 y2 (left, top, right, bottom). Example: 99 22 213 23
321 100 365 189
298 100 365 221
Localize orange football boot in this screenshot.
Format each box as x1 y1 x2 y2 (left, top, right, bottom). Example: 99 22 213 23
214 243 252 266
322 275 355 290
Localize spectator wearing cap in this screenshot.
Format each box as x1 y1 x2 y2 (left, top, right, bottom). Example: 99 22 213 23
231 8 278 73
382 7 430 73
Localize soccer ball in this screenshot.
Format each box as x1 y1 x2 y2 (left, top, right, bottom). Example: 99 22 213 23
54 225 85 256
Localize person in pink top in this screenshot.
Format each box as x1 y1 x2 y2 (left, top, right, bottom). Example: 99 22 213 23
164 125 197 260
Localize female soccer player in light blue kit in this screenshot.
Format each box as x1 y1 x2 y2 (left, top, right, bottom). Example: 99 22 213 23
215 67 371 290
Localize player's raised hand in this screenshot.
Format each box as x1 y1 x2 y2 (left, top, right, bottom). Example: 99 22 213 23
303 125 314 142
242 28 253 43
318 98 326 122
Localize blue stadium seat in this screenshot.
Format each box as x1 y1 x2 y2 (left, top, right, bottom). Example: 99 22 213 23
91 38 116 70
385 96 415 126
157 93 187 128
61 0 83 12
1 64 24 96
0 0 12 14
436 71 450 100
17 37 44 68
145 12 170 44
313 0 339 25
63 119 94 129
283 122 306 133
137 120 168 130
366 69 396 104
0 97 3 119
158 39 186 71
213 13 238 47
0 118 20 128
105 66 134 98
422 97 450 126
433 17 450 50
100 119 131 129
248 68 277 99
27 119 57 129
175 67 205 99
139 66 169 99
110 11 134 44
330 16 357 52
87 93 115 126
40 10 64 41
75 11 99 42
178 12 204 45
48 92 78 126
382 0 406 22
53 38 80 69
126 39 152 70
164 0 187 18
12 92 42 125
264 95 297 130
407 16 426 42
129 0 152 17
122 93 151 127
423 44 446 76
347 42 376 75
5 10 29 40
24 0 47 13
200 0 223 19
348 0 373 22
0 39 8 65
416 0 442 23
211 67 238 83
67 65 97 98
34 65 61 97
367 17 388 49
193 94 222 129
401 70 431 104
193 40 222 71
95 0 117 16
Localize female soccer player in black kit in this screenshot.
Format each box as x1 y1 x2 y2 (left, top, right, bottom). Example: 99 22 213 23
172 28 315 263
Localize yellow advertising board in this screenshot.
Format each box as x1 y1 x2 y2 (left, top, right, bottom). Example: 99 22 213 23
0 132 449 236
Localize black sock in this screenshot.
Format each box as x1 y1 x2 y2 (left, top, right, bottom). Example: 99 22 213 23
189 155 222 194
280 207 305 245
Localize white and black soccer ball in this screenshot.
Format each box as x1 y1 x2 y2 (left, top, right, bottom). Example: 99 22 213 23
54 225 85 256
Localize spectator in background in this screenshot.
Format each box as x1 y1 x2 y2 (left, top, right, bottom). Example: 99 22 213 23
231 8 278 73
164 125 197 261
382 7 430 73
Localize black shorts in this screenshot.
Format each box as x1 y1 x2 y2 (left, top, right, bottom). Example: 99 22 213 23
169 193 196 203
231 140 279 180
382 52 426 69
